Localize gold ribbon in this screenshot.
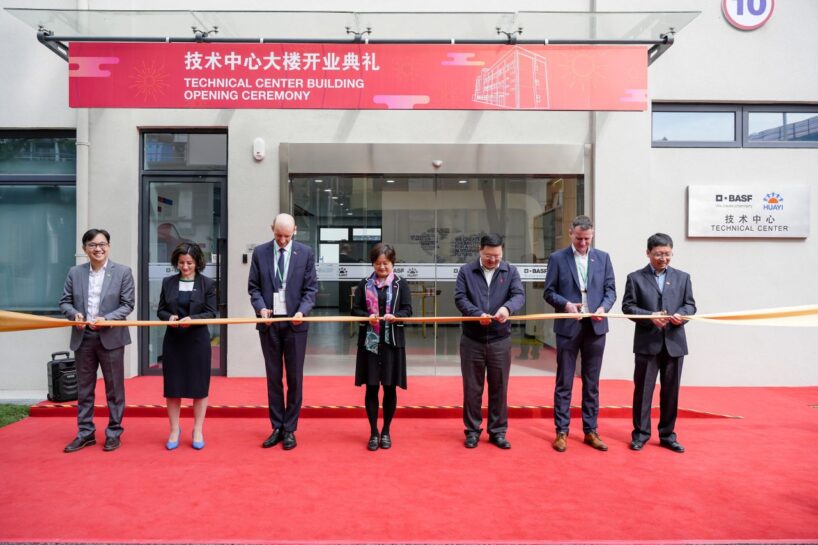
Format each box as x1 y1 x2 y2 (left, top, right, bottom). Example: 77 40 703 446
2 305 818 333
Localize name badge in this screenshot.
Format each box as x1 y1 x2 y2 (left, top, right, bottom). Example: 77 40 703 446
273 290 287 315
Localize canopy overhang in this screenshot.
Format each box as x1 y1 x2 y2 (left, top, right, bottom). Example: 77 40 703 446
6 9 698 65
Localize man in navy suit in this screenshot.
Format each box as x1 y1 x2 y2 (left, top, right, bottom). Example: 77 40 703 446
622 233 696 453
248 213 318 450
544 215 616 452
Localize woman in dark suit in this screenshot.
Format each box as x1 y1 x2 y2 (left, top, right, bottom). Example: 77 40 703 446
351 243 412 451
157 242 217 450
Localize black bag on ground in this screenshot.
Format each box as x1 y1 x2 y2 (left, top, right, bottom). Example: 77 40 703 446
47 351 78 402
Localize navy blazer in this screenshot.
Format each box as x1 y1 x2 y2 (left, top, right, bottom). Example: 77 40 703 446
157 273 218 323
543 246 616 337
621 265 696 358
59 260 135 351
454 259 525 343
248 239 318 332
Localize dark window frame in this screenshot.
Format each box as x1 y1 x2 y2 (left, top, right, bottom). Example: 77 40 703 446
141 129 228 171
138 129 229 377
651 103 742 148
743 104 818 148
653 103 818 149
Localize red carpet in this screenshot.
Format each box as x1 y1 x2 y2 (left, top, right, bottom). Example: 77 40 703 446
30 376 742 419
1 377 817 544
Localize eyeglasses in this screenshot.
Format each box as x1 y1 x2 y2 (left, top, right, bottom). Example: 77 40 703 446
650 252 673 259
85 242 109 250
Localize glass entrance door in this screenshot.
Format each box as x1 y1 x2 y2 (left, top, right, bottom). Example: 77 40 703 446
291 174 582 376
139 177 227 375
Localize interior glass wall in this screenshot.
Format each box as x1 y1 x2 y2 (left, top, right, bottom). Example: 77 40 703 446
291 174 583 376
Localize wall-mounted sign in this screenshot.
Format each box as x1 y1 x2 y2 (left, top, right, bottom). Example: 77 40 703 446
315 262 546 282
68 43 646 111
688 185 809 238
722 0 775 30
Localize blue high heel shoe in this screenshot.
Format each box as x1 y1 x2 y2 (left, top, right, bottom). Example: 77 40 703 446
192 431 205 450
166 428 181 451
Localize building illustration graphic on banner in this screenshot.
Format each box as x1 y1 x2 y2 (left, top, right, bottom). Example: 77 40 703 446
472 48 550 109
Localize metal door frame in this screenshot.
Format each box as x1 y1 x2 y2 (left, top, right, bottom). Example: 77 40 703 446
138 173 228 376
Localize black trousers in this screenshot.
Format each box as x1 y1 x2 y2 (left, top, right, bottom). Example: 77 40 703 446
554 319 606 434
75 329 125 440
259 323 308 432
460 335 511 436
632 347 684 443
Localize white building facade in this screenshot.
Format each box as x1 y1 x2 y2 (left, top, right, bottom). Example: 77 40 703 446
1 0 816 394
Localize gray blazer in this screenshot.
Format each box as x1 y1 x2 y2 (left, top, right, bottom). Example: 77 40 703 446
59 260 135 351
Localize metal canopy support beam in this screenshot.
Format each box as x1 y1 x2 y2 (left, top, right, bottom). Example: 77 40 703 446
648 31 675 65
37 28 68 61
35 31 676 64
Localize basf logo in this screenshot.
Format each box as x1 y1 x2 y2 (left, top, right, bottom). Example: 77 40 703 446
715 193 752 203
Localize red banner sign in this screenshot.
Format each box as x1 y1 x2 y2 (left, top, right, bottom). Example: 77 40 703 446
69 43 647 111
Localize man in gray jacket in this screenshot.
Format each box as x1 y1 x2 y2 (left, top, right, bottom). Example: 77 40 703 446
59 229 134 453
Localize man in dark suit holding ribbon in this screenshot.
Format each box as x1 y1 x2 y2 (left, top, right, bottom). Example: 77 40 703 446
249 213 318 451
544 215 616 453
622 233 696 453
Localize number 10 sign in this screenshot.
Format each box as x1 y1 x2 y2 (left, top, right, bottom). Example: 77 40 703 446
722 0 775 31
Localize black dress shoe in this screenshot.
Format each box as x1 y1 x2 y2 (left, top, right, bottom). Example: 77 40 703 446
103 437 121 452
64 435 96 453
282 431 297 450
367 434 379 451
464 433 479 449
489 434 511 449
262 429 283 448
660 439 685 453
379 434 392 449
630 440 645 451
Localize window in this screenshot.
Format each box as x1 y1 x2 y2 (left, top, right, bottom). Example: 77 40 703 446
0 132 76 314
653 104 818 148
745 106 818 147
143 132 227 170
0 135 76 175
652 105 741 147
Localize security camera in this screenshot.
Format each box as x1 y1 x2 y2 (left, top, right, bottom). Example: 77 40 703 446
432 159 443 169
253 137 265 161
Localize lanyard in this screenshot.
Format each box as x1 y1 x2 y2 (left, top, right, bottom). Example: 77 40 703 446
275 246 291 285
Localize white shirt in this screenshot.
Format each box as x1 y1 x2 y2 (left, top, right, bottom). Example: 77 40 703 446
572 245 589 292
86 261 108 319
480 260 496 287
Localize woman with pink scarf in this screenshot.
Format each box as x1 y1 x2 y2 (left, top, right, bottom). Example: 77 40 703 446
352 243 413 451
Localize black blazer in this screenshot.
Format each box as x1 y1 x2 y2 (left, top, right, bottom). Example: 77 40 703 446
352 275 413 349
157 273 218 324
621 265 696 358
